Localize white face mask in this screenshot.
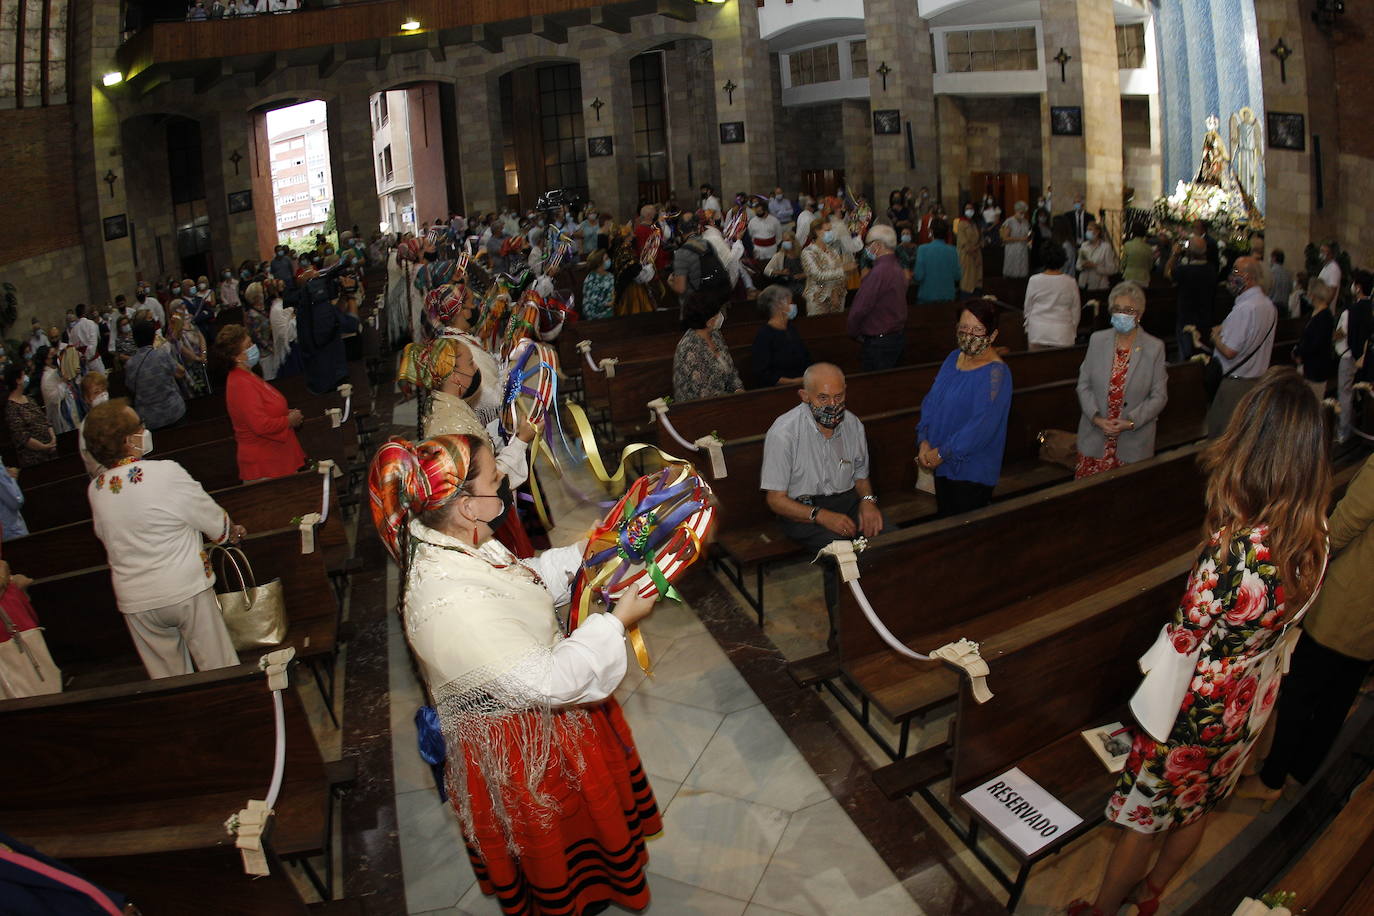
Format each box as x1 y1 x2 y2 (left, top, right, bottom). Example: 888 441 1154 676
92 392 109 407
1085 229 1097 241
129 428 153 457
964 209 975 219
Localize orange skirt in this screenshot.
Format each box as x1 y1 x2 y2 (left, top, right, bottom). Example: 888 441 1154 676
457 697 661 915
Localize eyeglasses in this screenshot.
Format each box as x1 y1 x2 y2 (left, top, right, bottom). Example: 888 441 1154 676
956 327 988 337
1110 307 1143 317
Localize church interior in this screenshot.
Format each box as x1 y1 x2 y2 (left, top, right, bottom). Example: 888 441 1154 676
4 0 1374 914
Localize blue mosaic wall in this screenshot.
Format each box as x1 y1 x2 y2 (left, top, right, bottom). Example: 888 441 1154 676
1153 0 1266 210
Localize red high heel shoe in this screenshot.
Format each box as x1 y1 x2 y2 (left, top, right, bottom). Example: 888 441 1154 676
1065 902 1103 916
1128 877 1165 916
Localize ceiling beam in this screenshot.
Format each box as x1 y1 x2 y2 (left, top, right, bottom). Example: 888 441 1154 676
426 31 445 62
254 52 281 86
375 37 393 70
655 0 697 23
194 60 233 95
318 43 346 79
471 23 504 54
531 15 568 45
590 8 632 33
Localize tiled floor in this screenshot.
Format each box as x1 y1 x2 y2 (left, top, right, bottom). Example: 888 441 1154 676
386 400 924 916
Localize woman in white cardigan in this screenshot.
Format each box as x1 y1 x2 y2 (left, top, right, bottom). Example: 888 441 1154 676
1075 281 1169 479
369 433 663 915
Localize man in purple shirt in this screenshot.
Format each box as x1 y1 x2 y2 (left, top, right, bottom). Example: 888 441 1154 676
848 224 909 371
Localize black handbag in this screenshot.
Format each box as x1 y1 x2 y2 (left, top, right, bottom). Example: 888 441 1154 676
1205 314 1276 403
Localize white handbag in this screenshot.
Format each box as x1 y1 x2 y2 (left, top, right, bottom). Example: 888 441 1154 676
0 602 62 700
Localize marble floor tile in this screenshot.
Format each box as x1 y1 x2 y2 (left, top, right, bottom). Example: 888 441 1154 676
647 788 789 901
412 909 467 916
634 631 762 715
751 799 922 916
645 773 683 817
395 788 474 914
613 873 748 914
618 691 724 783
392 398 418 428
641 595 711 640
683 704 830 813
743 904 808 916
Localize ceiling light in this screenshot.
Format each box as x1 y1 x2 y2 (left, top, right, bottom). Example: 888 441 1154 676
400 19 421 31
102 71 122 86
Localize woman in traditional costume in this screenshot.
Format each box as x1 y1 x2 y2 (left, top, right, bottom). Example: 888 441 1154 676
370 434 662 915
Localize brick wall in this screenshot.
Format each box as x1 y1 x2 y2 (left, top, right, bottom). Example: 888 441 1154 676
0 107 83 267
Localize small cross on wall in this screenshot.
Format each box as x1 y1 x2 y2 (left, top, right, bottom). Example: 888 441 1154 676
1053 47 1072 83
590 97 605 121
229 149 244 175
876 61 892 92
1270 37 1293 83
103 169 118 199
723 80 737 105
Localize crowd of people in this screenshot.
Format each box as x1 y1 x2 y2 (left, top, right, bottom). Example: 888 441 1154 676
185 0 299 19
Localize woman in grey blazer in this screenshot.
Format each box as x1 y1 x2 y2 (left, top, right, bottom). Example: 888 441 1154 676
1075 281 1169 478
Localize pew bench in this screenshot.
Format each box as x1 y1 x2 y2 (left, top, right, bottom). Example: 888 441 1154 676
26 525 343 719
0 661 351 908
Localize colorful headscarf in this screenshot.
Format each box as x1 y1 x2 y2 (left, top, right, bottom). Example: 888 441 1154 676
369 434 476 562
396 337 468 393
396 238 423 263
424 282 472 327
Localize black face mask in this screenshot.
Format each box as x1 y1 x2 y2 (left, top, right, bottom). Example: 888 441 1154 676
476 479 512 525
462 368 482 400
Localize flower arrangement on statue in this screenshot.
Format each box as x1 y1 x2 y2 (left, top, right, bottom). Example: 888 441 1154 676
1150 180 1253 250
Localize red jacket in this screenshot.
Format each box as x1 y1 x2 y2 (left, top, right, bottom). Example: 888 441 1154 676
226 367 307 481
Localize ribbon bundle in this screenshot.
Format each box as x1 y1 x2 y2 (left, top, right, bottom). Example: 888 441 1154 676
502 338 559 434
500 293 543 361
639 227 662 266
568 465 716 674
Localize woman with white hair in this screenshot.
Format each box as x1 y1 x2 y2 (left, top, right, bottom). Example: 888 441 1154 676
1000 201 1033 279
1074 280 1168 479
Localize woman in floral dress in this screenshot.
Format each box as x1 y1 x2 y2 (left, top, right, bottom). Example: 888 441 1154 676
1071 369 1331 916
800 219 846 316
580 249 615 320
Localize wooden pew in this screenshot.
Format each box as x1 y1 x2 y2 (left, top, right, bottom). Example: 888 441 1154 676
20 415 359 533
1265 770 1374 915
657 346 1088 448
936 557 1185 909
828 448 1204 760
26 525 341 704
5 472 351 585
711 361 1209 623
598 303 1028 441
0 662 345 911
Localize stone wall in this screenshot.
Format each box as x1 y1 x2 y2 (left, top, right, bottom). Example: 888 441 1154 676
1121 96 1158 206
0 245 93 331
774 101 844 193
1253 0 1314 263
0 107 84 268
961 96 1044 192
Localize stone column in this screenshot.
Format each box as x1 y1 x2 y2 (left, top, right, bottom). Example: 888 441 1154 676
863 0 937 199
1252 0 1312 261
840 99 874 203
664 39 719 199
326 91 382 237
452 66 504 215
1039 0 1123 217
580 52 637 219
937 96 968 215
702 0 777 197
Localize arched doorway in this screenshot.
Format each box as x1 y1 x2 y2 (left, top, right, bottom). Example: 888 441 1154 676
120 112 214 282
498 62 588 212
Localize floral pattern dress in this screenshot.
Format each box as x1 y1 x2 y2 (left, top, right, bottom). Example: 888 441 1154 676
582 270 615 321
1107 526 1303 833
672 330 743 402
1075 344 1130 479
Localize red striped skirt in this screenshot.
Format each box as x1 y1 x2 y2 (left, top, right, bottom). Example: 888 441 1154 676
457 697 661 915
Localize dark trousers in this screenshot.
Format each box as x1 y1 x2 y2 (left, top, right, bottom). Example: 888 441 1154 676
860 332 905 373
934 477 993 518
778 489 887 651
1259 633 1372 789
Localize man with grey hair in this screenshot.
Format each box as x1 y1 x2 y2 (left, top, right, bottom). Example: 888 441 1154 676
762 362 885 651
1206 255 1276 437
847 224 908 371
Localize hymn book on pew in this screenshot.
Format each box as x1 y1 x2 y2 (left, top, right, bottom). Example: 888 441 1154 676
1081 723 1131 772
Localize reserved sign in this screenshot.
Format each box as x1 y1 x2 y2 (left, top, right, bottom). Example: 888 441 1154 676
960 767 1084 857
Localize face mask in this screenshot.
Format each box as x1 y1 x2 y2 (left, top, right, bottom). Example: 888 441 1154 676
240 270 250 279
809 402 845 430
786 303 798 321
462 367 482 399
473 478 512 526
823 230 837 244
244 344 261 368
1085 230 1097 241
782 241 794 251
900 233 913 243
197 284 207 292
1074 202 1083 210
1110 312 1137 334
964 209 975 219
709 313 726 331
957 330 992 357
1228 274 1248 297
130 428 153 457
92 391 110 407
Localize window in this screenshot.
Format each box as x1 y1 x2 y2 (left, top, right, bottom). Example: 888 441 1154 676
0 0 70 107
631 53 668 192
537 63 588 203
944 27 1038 73
1117 24 1146 69
382 145 393 184
788 43 840 86
378 92 389 127
849 40 868 78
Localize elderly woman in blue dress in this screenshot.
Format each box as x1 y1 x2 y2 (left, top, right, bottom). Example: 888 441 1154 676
916 299 1013 517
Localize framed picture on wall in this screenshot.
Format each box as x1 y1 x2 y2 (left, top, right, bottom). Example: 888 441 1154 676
872 109 902 136
719 121 745 145
227 189 253 214
102 214 128 242
1267 112 1305 151
1050 106 1083 137
588 136 614 158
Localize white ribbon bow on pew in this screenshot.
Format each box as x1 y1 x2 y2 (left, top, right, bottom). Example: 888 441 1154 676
325 407 343 429
646 398 727 478
816 540 993 704
575 339 618 378
298 513 321 554
337 383 353 425
225 647 297 878
316 459 337 526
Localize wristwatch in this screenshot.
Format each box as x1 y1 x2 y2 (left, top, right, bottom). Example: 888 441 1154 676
861 494 878 505
808 506 821 522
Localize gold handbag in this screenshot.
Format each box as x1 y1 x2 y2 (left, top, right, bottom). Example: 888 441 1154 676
211 545 287 651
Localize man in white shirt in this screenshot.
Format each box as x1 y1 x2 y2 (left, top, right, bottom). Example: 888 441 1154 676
1206 257 1276 437
795 197 817 247
747 201 783 262
86 401 245 678
68 303 105 374
135 289 165 327
1318 242 1342 296
699 184 722 218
